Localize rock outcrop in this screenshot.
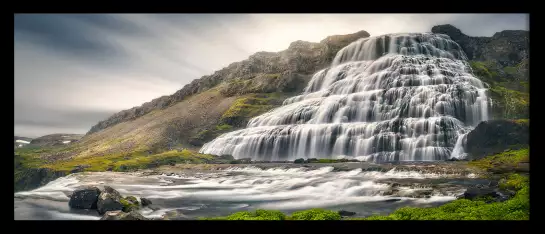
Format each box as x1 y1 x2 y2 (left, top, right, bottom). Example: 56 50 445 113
97 186 124 215
465 120 529 160
431 24 529 68
29 133 84 147
87 30 371 135
68 186 101 209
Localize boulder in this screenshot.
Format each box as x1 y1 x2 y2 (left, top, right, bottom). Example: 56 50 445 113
294 158 305 164
100 210 148 220
465 120 529 160
338 210 356 216
140 198 152 206
460 187 507 202
68 186 101 209
97 186 124 215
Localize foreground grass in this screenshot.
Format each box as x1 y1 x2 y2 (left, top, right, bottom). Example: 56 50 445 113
15 147 215 176
468 147 529 171
200 173 529 220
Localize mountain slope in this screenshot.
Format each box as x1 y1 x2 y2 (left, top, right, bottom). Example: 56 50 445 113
55 30 372 159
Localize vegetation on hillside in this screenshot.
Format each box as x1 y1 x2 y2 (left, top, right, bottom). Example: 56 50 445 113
14 147 216 192
469 60 529 119
468 147 529 172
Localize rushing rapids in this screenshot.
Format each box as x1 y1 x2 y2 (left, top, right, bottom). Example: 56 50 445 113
200 33 490 162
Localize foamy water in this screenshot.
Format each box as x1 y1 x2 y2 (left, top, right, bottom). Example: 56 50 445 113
14 166 483 220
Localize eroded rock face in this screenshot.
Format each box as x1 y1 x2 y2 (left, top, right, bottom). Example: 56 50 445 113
431 24 528 67
465 120 529 160
68 186 101 209
100 210 148 220
97 186 124 215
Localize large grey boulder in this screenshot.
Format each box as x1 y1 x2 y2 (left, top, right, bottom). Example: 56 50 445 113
97 186 124 215
68 186 101 209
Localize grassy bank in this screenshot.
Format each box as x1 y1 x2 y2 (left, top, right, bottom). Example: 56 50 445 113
14 147 216 192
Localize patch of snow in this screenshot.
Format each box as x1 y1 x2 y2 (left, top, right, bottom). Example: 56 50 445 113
15 140 30 144
62 141 71 144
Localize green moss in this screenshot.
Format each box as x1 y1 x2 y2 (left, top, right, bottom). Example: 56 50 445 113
215 124 233 131
290 209 342 220
503 66 518 76
42 149 214 173
513 119 529 126
120 197 139 212
470 61 492 79
201 209 287 220
499 173 528 191
468 148 529 171
220 93 285 126
488 85 529 119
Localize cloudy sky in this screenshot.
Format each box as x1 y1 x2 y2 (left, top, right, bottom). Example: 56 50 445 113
14 14 529 138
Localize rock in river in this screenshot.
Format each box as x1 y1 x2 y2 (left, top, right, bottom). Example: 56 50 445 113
68 186 101 209
140 198 152 206
97 186 124 215
338 210 356 216
100 210 148 220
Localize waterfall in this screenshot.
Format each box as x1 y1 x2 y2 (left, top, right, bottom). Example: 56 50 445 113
200 33 490 162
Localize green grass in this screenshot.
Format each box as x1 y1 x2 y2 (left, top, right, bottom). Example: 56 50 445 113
215 124 233 131
40 149 214 173
201 209 340 220
468 148 529 171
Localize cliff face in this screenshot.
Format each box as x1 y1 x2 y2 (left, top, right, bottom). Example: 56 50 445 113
432 24 529 120
87 30 371 135
431 24 529 68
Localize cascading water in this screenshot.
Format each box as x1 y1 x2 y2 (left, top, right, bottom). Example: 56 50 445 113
200 33 490 162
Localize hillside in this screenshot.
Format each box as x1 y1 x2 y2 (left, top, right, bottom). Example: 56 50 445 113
41 30 372 159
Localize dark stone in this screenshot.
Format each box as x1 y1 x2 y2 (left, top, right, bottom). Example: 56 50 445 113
306 158 319 163
70 164 90 173
100 210 148 220
465 120 529 160
294 158 305 164
140 198 152 206
97 186 124 215
338 210 356 216
68 186 101 209
384 198 402 202
461 187 500 200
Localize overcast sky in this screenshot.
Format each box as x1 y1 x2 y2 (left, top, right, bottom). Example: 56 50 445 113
14 14 529 138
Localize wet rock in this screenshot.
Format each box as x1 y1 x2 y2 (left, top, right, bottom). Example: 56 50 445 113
338 210 356 216
465 120 529 160
460 187 500 200
140 198 152 206
306 158 319 163
294 158 305 164
100 210 148 220
70 164 90 173
68 186 101 209
97 186 124 215
384 198 402 202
